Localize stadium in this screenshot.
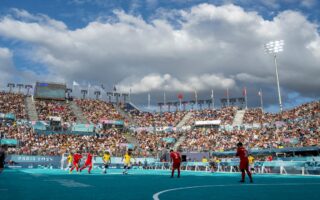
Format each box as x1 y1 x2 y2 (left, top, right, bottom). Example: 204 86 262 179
0 1 320 200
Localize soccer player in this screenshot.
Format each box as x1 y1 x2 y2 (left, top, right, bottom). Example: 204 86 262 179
80 151 94 174
102 151 111 174
170 149 181 178
236 142 253 183
0 145 8 174
66 152 73 171
123 150 132 175
69 151 82 173
248 154 255 173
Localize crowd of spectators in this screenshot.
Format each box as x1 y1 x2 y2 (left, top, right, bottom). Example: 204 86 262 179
180 101 320 152
132 130 180 156
0 90 319 156
2 124 128 156
187 106 237 125
128 111 187 127
75 99 124 124
35 100 77 122
243 101 320 124
0 92 27 119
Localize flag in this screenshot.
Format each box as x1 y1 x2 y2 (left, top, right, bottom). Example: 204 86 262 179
73 81 79 86
101 84 105 90
211 89 214 98
242 87 247 97
258 90 262 96
113 85 117 92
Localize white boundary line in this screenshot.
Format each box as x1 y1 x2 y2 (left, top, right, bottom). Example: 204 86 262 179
152 183 320 200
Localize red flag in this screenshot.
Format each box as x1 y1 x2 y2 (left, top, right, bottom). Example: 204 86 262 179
177 93 183 100
242 87 247 97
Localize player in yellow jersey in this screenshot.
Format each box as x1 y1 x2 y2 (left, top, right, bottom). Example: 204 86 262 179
122 150 132 175
248 154 255 173
66 152 73 170
102 151 111 174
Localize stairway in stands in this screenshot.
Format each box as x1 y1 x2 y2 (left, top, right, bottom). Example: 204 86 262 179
173 112 194 150
113 103 137 126
69 101 88 123
176 112 193 128
232 109 246 127
25 96 38 121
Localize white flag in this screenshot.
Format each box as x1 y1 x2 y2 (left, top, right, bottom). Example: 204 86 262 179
73 81 79 86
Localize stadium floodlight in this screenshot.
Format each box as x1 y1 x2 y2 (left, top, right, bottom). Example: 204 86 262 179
264 40 284 112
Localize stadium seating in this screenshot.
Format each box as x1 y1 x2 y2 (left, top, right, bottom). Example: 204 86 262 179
0 90 319 157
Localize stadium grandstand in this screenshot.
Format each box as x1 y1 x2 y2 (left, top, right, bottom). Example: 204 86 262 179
0 84 319 166
2 1 320 199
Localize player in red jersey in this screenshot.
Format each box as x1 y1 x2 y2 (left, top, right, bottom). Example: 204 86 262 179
170 149 181 178
69 151 82 173
80 151 94 174
236 142 253 183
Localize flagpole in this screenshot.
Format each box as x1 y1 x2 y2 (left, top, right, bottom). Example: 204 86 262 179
227 88 230 107
244 87 248 109
87 83 90 99
211 89 214 109
148 93 151 109
260 89 264 112
129 88 132 103
195 90 198 110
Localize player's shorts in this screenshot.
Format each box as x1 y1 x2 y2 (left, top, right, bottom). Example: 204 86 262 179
124 163 131 169
172 162 181 169
239 160 249 170
85 162 92 166
104 164 109 168
249 164 254 169
73 161 79 166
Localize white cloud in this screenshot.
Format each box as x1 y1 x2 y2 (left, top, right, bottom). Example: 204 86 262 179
0 4 319 103
117 73 235 93
300 0 316 8
0 47 15 86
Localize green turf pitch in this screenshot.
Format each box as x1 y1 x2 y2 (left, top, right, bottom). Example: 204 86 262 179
1 169 320 200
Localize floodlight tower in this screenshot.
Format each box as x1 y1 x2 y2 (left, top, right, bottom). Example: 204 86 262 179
264 40 284 112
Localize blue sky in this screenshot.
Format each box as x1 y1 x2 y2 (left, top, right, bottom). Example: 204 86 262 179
0 0 319 112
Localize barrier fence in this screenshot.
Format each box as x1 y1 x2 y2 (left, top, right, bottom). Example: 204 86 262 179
5 154 320 175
